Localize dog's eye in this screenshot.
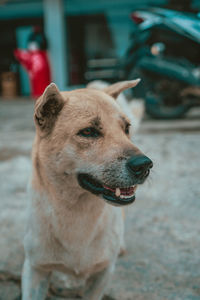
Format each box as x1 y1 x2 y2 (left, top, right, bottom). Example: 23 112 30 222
125 124 130 135
78 127 100 138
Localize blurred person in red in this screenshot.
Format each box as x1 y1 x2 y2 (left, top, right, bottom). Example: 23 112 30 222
14 26 51 98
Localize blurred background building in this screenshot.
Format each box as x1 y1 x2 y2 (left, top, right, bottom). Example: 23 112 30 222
0 0 199 96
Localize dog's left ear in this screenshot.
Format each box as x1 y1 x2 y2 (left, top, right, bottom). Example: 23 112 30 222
103 79 141 99
34 83 65 136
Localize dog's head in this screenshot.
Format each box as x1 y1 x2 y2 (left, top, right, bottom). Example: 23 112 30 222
34 80 153 206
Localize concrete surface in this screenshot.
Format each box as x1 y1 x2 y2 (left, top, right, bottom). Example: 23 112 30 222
0 99 200 300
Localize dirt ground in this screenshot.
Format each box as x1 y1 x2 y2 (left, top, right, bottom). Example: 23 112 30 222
0 99 200 300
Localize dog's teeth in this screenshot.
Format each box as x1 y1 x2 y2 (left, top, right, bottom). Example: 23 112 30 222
115 188 121 197
120 194 134 199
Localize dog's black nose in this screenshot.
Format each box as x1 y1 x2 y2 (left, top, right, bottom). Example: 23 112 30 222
127 155 153 180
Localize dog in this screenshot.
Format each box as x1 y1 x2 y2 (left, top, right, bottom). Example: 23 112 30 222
22 79 153 300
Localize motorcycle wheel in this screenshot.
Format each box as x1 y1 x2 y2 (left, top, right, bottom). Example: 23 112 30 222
145 93 191 119
129 70 191 119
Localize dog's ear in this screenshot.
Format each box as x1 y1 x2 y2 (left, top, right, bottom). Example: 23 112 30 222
34 83 65 136
103 79 140 99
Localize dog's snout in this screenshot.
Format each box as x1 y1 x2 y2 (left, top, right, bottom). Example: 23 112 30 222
127 155 153 180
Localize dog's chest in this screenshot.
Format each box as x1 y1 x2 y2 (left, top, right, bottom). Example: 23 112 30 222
56 213 120 276
29 193 123 278
40 206 123 277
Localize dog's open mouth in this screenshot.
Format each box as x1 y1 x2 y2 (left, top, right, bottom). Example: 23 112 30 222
77 173 137 206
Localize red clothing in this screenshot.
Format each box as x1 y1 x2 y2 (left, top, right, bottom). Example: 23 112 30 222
14 49 51 98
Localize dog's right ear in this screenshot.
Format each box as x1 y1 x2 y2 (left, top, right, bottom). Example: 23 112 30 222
34 83 65 136
103 79 141 99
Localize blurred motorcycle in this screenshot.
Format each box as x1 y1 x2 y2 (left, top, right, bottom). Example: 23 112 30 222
123 6 200 119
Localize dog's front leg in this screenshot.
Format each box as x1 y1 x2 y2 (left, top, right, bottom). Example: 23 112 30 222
22 258 51 300
84 265 114 300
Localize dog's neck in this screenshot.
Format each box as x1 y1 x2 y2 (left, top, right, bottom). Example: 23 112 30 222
32 149 106 212
31 152 109 247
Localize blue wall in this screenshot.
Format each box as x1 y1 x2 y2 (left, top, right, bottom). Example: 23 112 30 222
1 0 199 89
0 0 167 19
0 1 43 19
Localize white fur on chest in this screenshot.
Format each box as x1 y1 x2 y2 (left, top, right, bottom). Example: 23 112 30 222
25 187 124 278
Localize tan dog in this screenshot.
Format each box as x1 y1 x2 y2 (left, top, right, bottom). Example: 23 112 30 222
22 80 153 300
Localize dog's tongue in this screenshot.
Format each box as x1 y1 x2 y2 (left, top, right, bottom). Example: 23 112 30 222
104 185 136 197
120 187 135 193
